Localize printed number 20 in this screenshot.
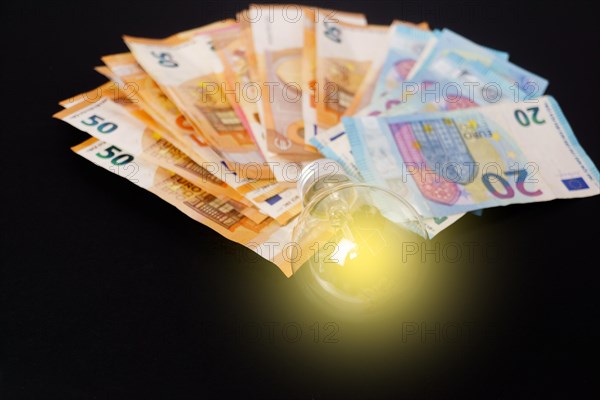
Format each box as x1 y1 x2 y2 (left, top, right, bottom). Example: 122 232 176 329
482 169 543 199
514 106 545 126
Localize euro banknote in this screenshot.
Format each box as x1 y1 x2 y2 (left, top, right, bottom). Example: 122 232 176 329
345 96 599 218
100 53 288 192
54 93 302 224
124 22 267 166
313 31 546 171
58 80 272 196
377 52 547 116
312 33 547 235
315 20 391 129
57 86 250 203
217 13 315 181
54 4 600 277
343 22 432 116
242 4 315 156
100 53 206 157
301 8 367 144
72 137 297 277
94 65 122 84
313 52 532 177
472 57 549 99
407 29 509 82
60 79 189 152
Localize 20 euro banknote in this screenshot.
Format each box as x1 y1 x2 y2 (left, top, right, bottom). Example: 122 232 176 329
345 96 599 218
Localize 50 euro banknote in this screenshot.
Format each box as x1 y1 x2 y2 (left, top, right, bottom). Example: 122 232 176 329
344 96 599 218
97 53 284 189
58 79 277 196
216 19 315 181
242 5 367 155
72 137 298 277
99 53 197 153
301 7 367 143
241 4 319 156
315 20 391 129
57 85 254 206
54 91 302 224
124 21 266 166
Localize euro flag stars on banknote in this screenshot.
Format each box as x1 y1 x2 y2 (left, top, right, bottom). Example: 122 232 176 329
54 5 599 276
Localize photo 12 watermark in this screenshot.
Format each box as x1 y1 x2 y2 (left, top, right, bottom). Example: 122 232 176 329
199 320 341 344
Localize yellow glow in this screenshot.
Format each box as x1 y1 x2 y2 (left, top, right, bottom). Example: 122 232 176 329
305 216 426 312
333 238 358 267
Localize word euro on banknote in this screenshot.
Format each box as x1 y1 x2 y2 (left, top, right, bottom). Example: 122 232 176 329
345 96 599 218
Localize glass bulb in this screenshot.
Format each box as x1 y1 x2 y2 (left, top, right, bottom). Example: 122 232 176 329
292 159 427 314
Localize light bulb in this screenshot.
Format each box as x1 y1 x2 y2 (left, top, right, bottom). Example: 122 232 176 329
292 159 427 313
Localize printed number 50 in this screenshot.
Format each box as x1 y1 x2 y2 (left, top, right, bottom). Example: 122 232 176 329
81 114 118 134
96 145 134 166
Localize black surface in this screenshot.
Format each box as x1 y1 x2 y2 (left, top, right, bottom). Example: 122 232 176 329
1 0 599 398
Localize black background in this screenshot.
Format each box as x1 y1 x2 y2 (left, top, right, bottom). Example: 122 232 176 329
2 0 599 398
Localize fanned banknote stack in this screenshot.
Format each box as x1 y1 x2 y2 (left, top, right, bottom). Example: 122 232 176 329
55 5 599 276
